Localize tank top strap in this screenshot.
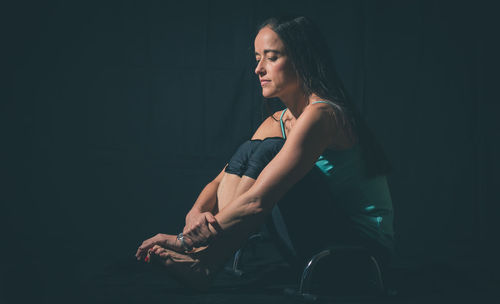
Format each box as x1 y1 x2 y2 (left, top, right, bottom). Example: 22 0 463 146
279 108 288 139
311 100 335 106
279 101 333 140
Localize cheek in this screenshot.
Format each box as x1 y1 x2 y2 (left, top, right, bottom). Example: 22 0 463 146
273 62 290 82
275 61 287 74
274 62 297 88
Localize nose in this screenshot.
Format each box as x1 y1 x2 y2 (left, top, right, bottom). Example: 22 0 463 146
254 60 265 76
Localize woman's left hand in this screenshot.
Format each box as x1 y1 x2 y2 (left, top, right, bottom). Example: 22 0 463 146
182 212 220 249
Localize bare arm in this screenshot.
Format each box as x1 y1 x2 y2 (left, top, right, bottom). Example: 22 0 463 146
214 104 336 231
181 105 336 247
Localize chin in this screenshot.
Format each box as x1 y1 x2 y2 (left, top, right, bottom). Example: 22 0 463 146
261 89 277 99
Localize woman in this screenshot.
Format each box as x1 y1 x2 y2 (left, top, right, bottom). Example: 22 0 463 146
135 16 394 290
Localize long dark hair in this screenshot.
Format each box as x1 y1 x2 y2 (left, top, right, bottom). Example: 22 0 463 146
257 16 391 177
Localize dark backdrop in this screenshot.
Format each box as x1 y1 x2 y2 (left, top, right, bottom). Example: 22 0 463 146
2 0 499 302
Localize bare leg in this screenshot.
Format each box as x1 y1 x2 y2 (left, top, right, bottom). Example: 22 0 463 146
149 174 262 290
217 173 257 211
216 173 241 211
233 176 257 199
151 139 283 289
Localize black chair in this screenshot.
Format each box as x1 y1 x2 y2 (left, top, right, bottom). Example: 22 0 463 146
284 245 387 301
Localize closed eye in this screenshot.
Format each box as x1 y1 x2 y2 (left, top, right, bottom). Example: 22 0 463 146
255 57 278 64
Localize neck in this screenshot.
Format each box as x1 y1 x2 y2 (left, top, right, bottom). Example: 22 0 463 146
280 92 323 118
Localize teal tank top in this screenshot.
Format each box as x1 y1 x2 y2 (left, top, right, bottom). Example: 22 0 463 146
280 101 394 251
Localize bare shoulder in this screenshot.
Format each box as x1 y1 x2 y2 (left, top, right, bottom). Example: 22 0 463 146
251 110 284 140
299 102 336 130
306 101 338 117
305 101 356 150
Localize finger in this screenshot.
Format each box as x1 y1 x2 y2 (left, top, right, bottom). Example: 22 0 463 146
152 244 161 250
136 242 152 259
136 235 162 259
181 232 196 249
190 231 207 248
136 241 148 258
190 226 206 245
136 245 148 260
156 247 168 255
184 236 197 248
197 225 211 245
205 213 217 224
158 251 171 259
152 245 164 254
192 222 209 240
201 223 212 241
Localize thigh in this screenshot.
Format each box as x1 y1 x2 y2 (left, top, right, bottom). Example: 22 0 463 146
220 139 285 210
233 176 257 199
219 141 262 210
217 173 242 211
224 140 264 177
231 138 286 204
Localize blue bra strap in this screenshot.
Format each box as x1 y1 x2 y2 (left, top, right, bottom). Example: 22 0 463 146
279 102 331 139
311 100 334 105
279 108 288 139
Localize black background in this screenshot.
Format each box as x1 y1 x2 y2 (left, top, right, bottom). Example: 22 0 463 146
2 0 499 303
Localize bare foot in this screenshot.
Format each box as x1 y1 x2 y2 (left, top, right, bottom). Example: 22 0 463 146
149 245 214 291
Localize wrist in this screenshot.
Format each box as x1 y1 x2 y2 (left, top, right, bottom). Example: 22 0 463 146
208 218 223 239
186 208 201 219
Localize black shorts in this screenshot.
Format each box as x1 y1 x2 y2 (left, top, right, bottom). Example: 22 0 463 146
225 137 285 179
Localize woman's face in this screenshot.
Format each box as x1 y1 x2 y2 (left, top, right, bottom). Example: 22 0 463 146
254 26 300 99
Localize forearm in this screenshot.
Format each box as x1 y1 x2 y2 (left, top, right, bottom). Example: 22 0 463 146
214 190 268 231
190 178 280 247
214 166 292 232
188 181 219 215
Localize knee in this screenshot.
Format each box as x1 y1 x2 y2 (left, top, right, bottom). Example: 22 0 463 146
225 138 285 179
244 138 285 179
225 140 262 177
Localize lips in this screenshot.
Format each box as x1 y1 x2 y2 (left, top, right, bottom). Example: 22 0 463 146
260 79 271 86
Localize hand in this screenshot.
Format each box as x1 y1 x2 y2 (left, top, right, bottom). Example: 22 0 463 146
148 244 171 261
183 210 219 249
135 233 182 261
